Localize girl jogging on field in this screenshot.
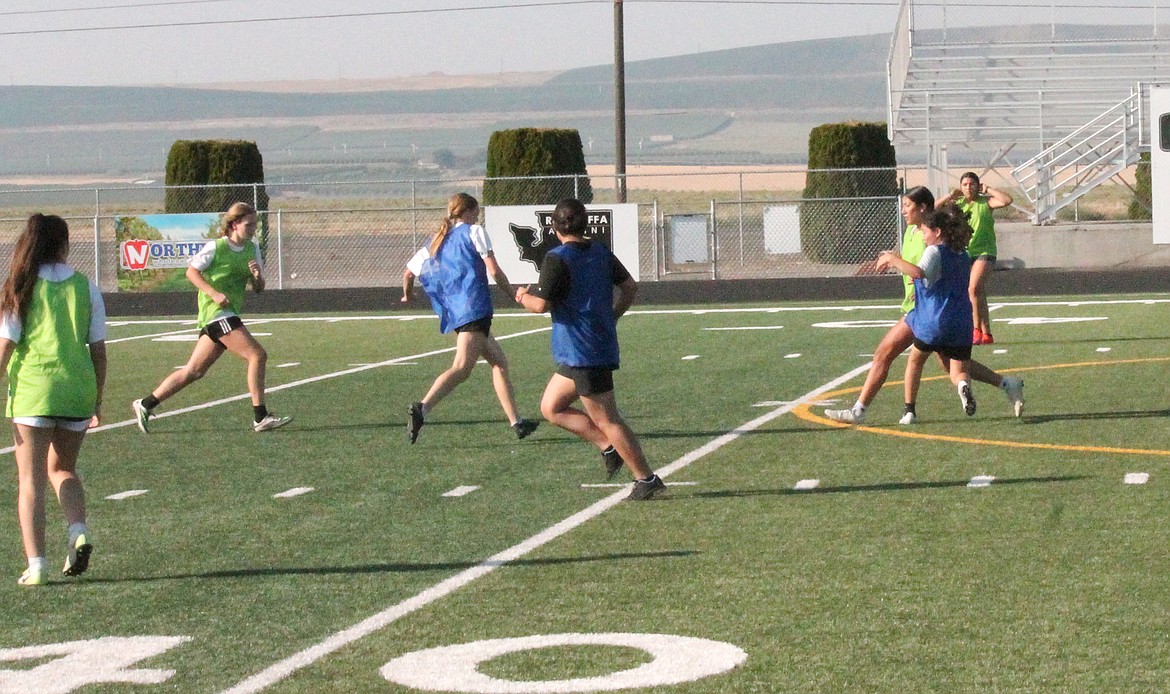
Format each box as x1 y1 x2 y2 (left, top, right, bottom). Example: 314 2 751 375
1 214 106 585
938 172 1013 345
402 192 538 443
132 201 291 433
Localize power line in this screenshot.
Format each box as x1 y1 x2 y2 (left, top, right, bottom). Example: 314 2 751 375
0 0 607 35
0 0 1141 35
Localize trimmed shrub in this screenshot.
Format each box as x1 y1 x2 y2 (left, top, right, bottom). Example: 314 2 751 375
165 140 269 215
1128 152 1151 220
800 122 898 263
483 128 593 205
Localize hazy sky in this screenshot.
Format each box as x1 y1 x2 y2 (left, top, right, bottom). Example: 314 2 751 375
0 0 899 86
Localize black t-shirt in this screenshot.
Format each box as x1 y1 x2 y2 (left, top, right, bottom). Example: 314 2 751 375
531 240 631 304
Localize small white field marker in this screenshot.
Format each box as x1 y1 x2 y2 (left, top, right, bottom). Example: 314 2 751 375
993 349 1008 355
274 487 314 499
967 475 995 488
1096 347 1112 353
276 362 300 368
793 479 820 490
784 353 802 359
1124 472 1150 485
443 485 480 497
682 355 701 360
155 335 200 342
106 489 149 500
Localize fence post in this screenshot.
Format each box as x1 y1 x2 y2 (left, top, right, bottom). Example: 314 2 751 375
93 188 102 290
709 199 718 280
651 199 659 281
738 172 745 266
276 208 284 290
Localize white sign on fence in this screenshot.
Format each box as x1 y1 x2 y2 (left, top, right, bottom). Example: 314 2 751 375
483 204 640 284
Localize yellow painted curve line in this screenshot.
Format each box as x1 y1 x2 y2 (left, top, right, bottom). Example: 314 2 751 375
792 357 1170 457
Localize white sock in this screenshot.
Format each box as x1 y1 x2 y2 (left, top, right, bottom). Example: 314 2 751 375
28 557 46 572
957 380 970 393
68 522 88 544
852 401 866 415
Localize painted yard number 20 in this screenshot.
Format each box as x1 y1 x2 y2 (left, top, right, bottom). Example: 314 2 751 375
0 633 747 693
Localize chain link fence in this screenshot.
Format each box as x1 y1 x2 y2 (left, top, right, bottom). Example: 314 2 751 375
0 165 1142 292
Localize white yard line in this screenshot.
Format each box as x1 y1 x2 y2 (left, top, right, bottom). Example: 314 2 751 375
220 362 873 694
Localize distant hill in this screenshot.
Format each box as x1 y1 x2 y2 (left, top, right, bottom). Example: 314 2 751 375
0 34 891 182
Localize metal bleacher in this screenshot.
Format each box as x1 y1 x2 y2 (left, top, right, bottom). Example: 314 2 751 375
887 0 1170 223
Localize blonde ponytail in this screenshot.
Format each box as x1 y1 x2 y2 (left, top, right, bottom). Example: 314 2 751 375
430 192 479 256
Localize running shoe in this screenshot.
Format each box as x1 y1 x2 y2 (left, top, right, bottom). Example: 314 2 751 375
627 475 666 501
253 414 292 432
824 408 865 424
1001 376 1025 417
63 532 93 577
132 399 151 433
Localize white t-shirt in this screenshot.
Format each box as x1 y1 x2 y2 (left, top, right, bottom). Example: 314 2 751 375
190 238 264 272
916 244 943 287
407 224 493 276
0 263 107 343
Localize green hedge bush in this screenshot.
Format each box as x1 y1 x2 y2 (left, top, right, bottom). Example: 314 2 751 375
800 122 898 263
483 128 593 205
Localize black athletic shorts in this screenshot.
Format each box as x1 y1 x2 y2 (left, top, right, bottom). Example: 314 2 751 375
913 337 972 362
200 315 244 346
556 364 616 397
454 316 492 335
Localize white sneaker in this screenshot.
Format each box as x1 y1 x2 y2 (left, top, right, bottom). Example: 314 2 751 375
253 414 292 432
824 408 864 424
1001 376 1024 417
131 399 151 433
899 411 917 425
959 383 976 416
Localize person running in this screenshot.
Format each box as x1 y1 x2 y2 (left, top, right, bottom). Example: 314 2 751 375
824 186 1023 425
877 204 977 422
403 192 538 443
132 202 291 433
938 171 1014 345
0 214 106 586
515 197 665 501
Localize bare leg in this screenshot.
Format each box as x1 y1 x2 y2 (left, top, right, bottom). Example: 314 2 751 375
540 374 608 449
13 424 52 560
579 390 651 479
938 354 1002 388
482 335 521 424
218 326 269 406
857 318 915 407
150 335 226 404
904 347 930 407
422 330 484 412
46 427 88 528
970 258 993 336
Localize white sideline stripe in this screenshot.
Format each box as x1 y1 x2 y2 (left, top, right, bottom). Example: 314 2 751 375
220 361 873 694
0 326 552 457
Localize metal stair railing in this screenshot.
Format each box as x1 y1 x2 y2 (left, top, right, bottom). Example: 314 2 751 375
1010 91 1142 224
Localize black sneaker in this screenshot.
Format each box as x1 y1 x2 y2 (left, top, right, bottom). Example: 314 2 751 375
512 419 539 439
603 448 624 480
407 402 425 444
627 474 666 501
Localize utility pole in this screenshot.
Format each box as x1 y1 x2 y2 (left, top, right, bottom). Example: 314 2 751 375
614 0 627 203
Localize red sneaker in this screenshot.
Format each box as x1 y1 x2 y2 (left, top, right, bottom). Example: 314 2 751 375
972 329 985 345
982 333 994 345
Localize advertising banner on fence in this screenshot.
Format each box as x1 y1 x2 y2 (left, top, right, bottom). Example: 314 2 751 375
115 213 220 292
482 204 639 285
